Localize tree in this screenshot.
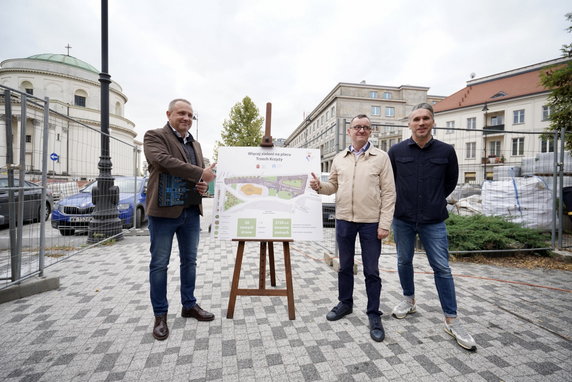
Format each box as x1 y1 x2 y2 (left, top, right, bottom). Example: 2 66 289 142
540 13 572 151
214 96 264 161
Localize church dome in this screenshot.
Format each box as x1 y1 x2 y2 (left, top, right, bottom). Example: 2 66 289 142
27 53 99 73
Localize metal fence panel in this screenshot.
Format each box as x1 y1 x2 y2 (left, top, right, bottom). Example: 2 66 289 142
0 85 142 290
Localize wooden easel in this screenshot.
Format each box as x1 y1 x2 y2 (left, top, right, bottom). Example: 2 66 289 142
226 103 296 320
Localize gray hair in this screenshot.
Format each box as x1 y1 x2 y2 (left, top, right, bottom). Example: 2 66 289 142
350 114 370 123
168 98 192 112
410 103 434 118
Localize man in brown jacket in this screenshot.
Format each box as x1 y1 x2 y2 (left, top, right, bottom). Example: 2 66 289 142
144 98 216 341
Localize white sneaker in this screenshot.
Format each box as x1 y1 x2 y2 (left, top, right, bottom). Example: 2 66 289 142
391 299 416 319
444 319 477 351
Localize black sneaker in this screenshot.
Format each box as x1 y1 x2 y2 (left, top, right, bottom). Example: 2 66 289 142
326 302 352 321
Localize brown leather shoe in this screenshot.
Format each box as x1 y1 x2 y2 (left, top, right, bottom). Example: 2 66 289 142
152 314 169 340
181 304 215 321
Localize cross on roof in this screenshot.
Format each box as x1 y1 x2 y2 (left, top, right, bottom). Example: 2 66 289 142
65 43 72 56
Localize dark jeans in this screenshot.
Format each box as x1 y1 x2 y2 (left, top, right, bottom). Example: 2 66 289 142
148 206 200 316
335 220 382 316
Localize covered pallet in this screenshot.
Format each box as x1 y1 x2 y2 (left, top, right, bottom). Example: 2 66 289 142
482 176 553 231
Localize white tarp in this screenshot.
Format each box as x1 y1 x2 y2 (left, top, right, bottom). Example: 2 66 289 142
481 176 553 230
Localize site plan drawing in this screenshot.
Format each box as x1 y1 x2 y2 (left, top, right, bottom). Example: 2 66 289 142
211 147 322 240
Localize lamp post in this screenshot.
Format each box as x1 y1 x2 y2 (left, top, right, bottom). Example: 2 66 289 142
482 103 489 182
88 0 123 243
193 113 198 140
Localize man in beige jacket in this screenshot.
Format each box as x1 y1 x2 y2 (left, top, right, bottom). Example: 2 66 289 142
310 114 395 342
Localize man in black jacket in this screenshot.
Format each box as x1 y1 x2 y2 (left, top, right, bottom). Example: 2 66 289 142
388 103 476 351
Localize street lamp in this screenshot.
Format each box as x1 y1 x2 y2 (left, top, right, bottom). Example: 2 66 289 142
88 0 123 243
482 103 489 182
193 113 198 140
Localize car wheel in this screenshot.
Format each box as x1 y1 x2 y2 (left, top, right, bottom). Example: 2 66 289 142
38 202 51 222
135 207 144 228
59 229 75 236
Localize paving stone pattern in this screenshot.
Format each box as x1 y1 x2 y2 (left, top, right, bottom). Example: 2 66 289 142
0 232 571 381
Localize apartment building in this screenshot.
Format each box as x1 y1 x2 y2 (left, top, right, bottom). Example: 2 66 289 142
433 57 569 183
284 82 444 172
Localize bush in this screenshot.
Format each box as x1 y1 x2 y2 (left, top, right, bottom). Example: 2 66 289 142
446 214 551 256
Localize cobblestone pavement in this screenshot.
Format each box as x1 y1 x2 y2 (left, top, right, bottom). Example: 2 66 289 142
0 225 570 381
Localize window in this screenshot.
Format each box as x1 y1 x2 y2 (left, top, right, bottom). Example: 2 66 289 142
369 91 378 99
489 140 501 156
446 121 455 134
21 81 33 95
491 115 503 126
383 92 392 100
513 109 525 124
512 137 524 155
465 142 476 159
371 106 381 116
25 135 32 143
74 89 87 107
542 105 551 121
56 133 61 141
541 138 554 153
74 95 86 107
467 117 476 130
385 107 395 117
464 172 476 183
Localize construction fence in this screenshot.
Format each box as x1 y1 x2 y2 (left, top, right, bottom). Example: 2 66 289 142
314 121 571 257
0 85 143 291
1 84 570 291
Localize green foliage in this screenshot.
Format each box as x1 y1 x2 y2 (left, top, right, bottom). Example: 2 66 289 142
446 214 550 255
214 96 264 161
540 13 572 151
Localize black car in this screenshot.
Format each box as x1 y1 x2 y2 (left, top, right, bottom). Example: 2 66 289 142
0 176 53 225
320 173 336 227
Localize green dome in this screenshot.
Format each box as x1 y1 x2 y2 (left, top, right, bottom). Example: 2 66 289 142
27 53 99 73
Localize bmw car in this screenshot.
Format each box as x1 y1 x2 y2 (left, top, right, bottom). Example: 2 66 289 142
51 176 147 236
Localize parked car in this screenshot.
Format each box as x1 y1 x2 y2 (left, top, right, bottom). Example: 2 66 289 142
0 176 53 225
51 176 147 236
320 173 336 228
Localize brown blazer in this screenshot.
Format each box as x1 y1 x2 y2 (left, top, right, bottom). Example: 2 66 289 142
144 124 205 218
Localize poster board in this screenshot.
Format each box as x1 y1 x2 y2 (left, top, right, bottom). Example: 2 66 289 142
211 146 323 241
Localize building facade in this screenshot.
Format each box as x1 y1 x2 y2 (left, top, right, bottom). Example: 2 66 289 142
284 82 444 172
432 57 569 184
0 53 141 179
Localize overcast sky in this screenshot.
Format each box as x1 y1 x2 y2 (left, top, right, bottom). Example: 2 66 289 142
1 0 570 160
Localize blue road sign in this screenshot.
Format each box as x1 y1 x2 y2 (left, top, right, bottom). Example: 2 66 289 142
50 153 59 161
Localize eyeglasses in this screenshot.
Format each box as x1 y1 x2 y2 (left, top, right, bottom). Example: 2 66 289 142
351 125 372 131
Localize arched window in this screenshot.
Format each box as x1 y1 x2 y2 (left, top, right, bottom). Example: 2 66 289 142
74 89 88 107
115 101 122 116
21 81 34 95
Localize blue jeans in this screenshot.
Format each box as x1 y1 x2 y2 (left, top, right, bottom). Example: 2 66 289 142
392 218 457 317
336 220 382 316
148 207 200 316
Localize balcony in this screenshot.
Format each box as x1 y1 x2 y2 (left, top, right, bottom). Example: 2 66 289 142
481 155 505 165
483 124 505 135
